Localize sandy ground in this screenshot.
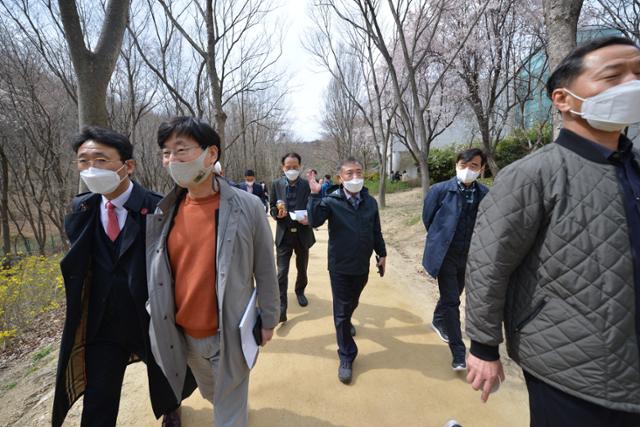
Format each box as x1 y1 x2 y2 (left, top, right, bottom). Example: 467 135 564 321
0 188 529 427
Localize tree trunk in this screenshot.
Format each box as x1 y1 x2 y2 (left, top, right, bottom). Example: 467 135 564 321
58 0 130 128
77 73 110 127
0 145 10 255
543 0 584 138
205 0 227 160
418 155 430 198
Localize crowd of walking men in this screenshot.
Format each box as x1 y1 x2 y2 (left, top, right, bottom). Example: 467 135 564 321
51 35 639 427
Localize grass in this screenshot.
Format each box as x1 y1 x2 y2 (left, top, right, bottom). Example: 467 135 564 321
2 382 17 391
405 214 421 226
31 345 53 363
365 179 413 195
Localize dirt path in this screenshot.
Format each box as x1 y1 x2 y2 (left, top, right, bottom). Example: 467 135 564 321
1 188 529 426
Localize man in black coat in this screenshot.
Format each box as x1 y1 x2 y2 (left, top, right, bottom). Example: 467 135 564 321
270 152 316 322
307 157 386 384
52 127 194 427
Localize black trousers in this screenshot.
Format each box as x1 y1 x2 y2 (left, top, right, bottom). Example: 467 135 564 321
524 370 640 427
277 230 309 312
329 271 368 362
433 250 466 358
82 304 177 426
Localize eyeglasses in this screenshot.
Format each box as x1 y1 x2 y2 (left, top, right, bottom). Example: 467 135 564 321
161 146 201 160
74 158 123 170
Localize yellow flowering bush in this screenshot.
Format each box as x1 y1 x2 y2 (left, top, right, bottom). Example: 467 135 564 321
0 254 63 347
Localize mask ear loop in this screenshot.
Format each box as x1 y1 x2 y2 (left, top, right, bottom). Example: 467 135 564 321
563 88 586 117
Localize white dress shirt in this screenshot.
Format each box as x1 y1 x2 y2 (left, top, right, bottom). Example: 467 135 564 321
100 181 133 235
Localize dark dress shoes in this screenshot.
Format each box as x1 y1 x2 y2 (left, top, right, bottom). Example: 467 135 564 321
338 360 353 384
296 293 308 307
161 407 181 427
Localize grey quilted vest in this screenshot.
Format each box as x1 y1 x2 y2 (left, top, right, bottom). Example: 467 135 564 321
466 131 640 413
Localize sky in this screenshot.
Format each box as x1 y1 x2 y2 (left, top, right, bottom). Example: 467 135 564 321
277 0 331 142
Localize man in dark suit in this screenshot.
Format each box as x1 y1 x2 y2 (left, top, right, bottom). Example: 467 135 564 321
270 152 316 322
238 169 267 208
52 127 193 427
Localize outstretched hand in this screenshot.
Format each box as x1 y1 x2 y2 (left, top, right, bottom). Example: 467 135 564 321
306 169 322 194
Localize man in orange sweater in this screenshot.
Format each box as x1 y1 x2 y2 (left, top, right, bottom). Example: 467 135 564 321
146 117 280 427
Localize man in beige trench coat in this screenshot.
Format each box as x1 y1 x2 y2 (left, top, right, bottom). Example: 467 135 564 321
146 116 280 427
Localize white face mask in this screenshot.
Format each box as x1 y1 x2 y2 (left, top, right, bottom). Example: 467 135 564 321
456 167 480 184
167 148 213 188
284 169 300 181
343 178 364 193
565 80 640 132
80 165 126 195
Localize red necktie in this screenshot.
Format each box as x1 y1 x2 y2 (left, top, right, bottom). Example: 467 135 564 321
106 201 120 241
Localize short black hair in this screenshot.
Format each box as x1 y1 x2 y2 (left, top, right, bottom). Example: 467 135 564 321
72 126 133 161
456 148 486 166
157 116 221 157
245 169 255 177
281 152 302 165
324 174 331 180
338 157 363 172
546 36 638 99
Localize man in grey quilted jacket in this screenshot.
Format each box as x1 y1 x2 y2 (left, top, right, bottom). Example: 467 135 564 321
465 36 640 427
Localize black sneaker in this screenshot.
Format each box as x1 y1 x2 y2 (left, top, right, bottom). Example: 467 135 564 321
279 311 287 323
338 360 353 384
431 321 449 343
452 355 467 371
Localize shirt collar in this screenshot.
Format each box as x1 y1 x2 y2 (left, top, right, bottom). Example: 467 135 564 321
457 180 476 191
102 180 133 209
343 189 360 200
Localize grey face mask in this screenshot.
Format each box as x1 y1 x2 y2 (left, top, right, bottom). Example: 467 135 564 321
565 80 640 132
167 149 213 188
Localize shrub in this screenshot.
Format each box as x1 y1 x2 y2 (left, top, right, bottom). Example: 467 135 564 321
0 254 63 348
365 178 412 194
427 146 457 184
495 124 552 169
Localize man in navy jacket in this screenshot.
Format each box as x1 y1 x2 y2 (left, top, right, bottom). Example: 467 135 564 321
422 148 489 371
307 158 386 385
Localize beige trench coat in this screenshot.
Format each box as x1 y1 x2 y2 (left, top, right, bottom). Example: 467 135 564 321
145 176 280 402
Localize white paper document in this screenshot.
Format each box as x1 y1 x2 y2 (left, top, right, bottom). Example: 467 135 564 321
239 289 259 369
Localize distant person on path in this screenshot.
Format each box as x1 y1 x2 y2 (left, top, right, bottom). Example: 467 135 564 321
421 148 489 371
307 158 386 384
238 169 267 209
52 127 191 427
321 174 333 196
147 117 280 427
465 37 640 426
260 180 269 212
270 152 316 321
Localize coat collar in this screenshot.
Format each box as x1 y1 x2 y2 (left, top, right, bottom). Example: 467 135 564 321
555 128 635 164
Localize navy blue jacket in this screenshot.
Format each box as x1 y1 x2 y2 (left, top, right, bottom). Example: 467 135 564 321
308 186 386 275
237 181 266 204
421 177 489 278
